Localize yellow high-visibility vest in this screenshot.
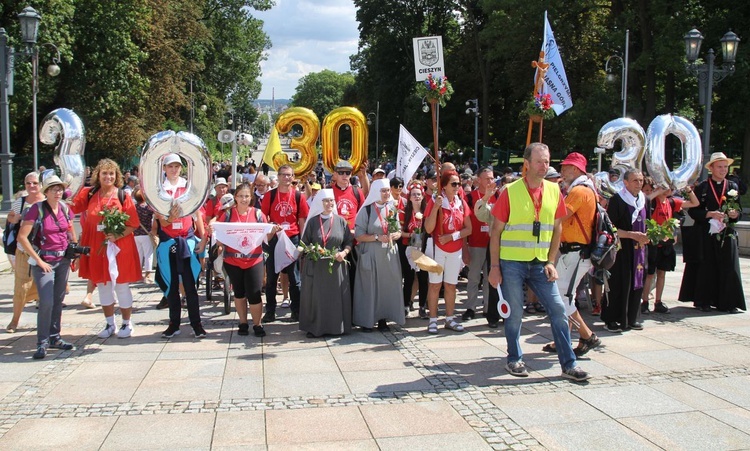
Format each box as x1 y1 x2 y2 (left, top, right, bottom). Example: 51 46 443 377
500 178 559 261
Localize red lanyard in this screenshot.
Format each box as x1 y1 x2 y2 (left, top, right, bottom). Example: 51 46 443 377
374 204 389 234
523 179 542 221
236 207 252 223
319 216 332 247
98 189 116 212
708 179 726 207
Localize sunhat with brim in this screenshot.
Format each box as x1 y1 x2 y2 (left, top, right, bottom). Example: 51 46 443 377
560 152 588 174
42 175 66 193
214 177 228 187
705 152 734 170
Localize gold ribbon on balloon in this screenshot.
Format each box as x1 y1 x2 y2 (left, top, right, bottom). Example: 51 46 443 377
321 107 368 174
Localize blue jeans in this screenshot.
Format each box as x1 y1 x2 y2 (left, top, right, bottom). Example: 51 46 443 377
500 259 577 371
31 258 71 347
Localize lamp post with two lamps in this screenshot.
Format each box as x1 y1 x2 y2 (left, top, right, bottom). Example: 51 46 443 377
366 101 379 161
0 6 62 210
684 28 740 177
465 99 479 161
605 29 629 117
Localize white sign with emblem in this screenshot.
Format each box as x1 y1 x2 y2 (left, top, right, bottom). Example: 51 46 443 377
413 36 445 81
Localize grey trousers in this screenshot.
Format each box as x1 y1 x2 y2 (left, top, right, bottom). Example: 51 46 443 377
464 246 489 311
31 258 71 346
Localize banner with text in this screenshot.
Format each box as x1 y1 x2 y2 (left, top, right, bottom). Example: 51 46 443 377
213 222 274 254
396 125 429 184
538 12 573 115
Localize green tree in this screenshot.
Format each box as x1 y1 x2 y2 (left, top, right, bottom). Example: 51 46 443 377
290 69 356 119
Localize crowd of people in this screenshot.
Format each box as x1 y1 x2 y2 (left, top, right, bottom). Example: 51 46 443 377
2 145 746 383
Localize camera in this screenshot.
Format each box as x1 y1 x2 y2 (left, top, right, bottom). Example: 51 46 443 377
65 242 90 259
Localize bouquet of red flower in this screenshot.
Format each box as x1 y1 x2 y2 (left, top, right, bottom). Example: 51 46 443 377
417 73 454 107
523 93 556 120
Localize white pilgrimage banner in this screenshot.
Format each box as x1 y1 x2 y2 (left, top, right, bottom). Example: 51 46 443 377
539 11 573 115
396 125 429 184
213 222 273 255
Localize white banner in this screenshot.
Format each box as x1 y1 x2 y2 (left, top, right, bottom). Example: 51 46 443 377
539 11 573 115
213 222 273 255
396 125 429 183
274 230 300 274
413 36 445 81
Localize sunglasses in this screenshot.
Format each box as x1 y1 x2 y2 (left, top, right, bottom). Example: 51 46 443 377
337 171 351 176
449 182 461 187
395 185 403 189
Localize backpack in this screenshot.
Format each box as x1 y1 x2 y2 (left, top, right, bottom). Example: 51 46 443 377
573 186 619 270
28 201 72 253
2 196 26 255
87 186 126 205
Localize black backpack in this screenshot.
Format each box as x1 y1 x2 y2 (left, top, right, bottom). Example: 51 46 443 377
2 196 26 255
573 186 619 270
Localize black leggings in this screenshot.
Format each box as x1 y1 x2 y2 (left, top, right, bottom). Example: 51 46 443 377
398 241 428 307
224 261 264 304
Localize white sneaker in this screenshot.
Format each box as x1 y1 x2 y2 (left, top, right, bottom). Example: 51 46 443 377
97 324 115 339
117 323 133 339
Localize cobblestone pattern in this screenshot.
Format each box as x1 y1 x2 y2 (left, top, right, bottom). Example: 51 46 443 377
1 303 748 449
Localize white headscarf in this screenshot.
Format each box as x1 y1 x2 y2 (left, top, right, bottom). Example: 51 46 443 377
302 189 337 236
619 187 645 224
362 179 391 208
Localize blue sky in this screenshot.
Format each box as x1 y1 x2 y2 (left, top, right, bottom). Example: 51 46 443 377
254 0 360 100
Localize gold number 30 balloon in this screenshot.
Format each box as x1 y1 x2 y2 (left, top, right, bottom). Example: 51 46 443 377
269 106 368 177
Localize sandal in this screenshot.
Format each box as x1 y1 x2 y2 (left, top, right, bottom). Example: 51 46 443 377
444 318 465 332
533 302 546 313
6 322 17 334
541 343 556 353
427 321 438 334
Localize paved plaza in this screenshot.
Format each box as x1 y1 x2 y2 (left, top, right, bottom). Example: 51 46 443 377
0 253 749 450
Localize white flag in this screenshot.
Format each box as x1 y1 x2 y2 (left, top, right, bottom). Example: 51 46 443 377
539 11 573 115
274 231 300 274
396 125 429 183
213 222 274 254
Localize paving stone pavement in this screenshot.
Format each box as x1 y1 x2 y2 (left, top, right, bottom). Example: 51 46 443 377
1 255 749 450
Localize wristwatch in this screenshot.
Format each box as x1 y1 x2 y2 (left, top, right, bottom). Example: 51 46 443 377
374 234 379 242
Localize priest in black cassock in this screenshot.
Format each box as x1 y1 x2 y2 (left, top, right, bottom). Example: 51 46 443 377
688 152 746 313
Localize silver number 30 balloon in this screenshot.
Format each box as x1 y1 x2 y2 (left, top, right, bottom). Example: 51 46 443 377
139 130 212 218
594 114 702 192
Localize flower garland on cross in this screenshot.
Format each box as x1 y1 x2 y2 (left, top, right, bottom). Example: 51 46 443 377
416 73 454 191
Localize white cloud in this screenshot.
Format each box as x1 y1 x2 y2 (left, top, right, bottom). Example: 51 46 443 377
254 0 359 100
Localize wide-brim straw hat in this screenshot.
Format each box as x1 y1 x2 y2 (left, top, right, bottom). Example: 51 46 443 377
705 152 734 170
42 175 66 193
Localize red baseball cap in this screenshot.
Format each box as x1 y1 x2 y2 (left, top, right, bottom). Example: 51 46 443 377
560 152 587 174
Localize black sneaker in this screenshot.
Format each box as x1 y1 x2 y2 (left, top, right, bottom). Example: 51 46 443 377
377 319 389 332
487 321 499 329
640 302 649 314
262 312 276 323
33 345 47 359
562 366 591 382
654 302 670 313
605 322 622 333
418 307 428 319
629 322 644 331
193 324 207 338
161 324 181 338
290 311 299 322
49 338 74 350
156 297 169 310
237 323 249 336
461 309 475 321
253 325 266 337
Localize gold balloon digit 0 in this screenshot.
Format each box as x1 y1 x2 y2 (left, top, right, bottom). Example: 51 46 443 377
321 107 368 174
273 107 320 177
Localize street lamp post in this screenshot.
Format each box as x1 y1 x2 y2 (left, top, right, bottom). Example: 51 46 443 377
366 101 379 161
684 28 740 178
465 99 479 161
1 6 62 210
31 42 61 172
605 29 629 117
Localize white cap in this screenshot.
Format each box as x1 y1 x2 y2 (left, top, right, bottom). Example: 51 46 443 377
163 153 182 166
214 177 228 187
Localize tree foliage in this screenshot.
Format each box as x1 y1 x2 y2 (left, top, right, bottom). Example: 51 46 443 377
290 69 356 120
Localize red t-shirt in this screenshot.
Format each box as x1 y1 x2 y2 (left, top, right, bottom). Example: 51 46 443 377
221 207 266 269
260 188 309 237
424 196 471 253
652 196 683 225
492 182 567 223
333 184 363 231
467 189 498 248
160 186 193 239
